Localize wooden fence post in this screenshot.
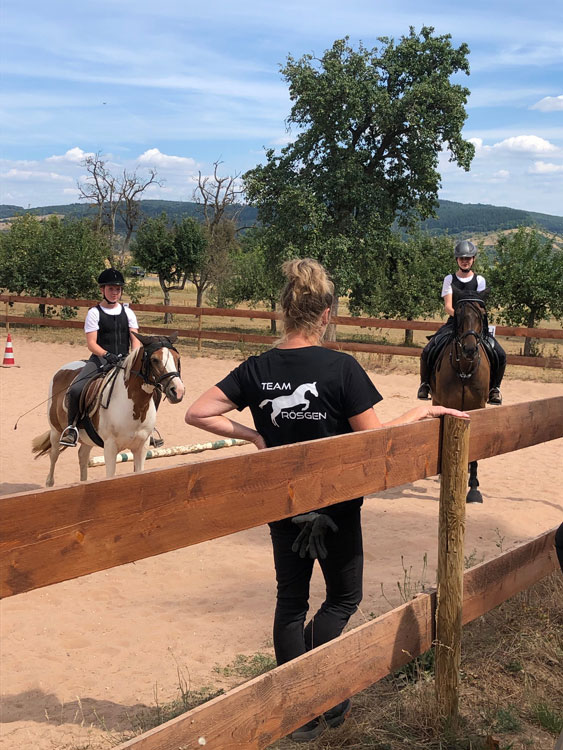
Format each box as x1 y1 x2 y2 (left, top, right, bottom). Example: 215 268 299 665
197 308 202 352
435 415 470 729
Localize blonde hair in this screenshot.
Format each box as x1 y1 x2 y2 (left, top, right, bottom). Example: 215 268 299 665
280 258 334 338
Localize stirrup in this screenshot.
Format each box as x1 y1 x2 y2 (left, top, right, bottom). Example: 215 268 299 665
417 383 431 400
59 426 79 447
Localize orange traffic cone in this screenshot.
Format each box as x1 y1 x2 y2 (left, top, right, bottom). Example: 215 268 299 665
2 333 15 366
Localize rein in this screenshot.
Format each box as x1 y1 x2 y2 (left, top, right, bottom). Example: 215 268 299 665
451 299 485 381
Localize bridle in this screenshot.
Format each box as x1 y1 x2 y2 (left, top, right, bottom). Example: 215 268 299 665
451 299 485 381
131 340 181 395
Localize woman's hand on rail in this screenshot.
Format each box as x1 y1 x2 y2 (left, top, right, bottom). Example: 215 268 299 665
426 405 470 420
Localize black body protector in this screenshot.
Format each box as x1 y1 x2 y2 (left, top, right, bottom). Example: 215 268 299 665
96 304 130 357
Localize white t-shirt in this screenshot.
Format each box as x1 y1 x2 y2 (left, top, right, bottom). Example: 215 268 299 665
441 273 486 298
84 303 139 334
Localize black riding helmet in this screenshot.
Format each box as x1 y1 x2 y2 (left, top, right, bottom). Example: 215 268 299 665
454 240 477 259
98 268 125 286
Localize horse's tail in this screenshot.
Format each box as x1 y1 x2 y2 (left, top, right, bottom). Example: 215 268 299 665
32 430 52 458
258 399 271 409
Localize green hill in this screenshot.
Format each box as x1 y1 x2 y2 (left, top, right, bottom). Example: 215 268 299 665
419 200 563 235
0 200 258 230
1 198 562 236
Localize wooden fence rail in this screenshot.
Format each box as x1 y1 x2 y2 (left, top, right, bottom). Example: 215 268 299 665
1 398 561 747
2 294 562 340
2 297 562 368
115 529 558 750
1 398 562 598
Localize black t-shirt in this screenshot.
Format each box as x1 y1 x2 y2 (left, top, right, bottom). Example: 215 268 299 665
216 346 383 518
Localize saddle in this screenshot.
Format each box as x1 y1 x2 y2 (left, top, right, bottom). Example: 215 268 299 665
76 370 114 448
427 329 454 376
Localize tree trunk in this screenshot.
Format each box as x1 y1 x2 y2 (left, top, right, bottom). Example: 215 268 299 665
196 286 204 307
404 327 414 346
270 300 277 335
159 276 173 324
325 296 339 342
523 309 537 357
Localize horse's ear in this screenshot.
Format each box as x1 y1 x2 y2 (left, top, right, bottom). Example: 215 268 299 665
134 332 154 347
167 331 179 344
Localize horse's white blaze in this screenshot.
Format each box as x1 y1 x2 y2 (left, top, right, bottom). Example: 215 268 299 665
162 348 185 401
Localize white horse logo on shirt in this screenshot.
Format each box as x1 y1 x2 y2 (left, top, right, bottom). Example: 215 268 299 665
259 382 318 427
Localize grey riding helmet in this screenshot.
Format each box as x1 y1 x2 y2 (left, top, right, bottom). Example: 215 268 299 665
454 240 478 258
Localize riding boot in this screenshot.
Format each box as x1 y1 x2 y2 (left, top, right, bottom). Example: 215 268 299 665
60 389 80 446
488 345 506 405
417 351 431 400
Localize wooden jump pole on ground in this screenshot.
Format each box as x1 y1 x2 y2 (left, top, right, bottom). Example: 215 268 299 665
435 414 470 729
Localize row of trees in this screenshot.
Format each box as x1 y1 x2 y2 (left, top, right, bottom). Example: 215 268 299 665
0 28 561 351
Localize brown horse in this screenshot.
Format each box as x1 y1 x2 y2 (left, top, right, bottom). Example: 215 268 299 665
32 333 185 486
431 298 490 503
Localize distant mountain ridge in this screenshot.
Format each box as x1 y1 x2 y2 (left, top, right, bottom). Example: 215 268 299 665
0 200 258 230
1 198 562 236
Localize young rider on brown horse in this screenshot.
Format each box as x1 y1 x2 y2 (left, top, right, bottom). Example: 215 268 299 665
417 240 506 405
59 268 141 446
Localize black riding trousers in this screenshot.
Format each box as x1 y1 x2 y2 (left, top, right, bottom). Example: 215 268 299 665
269 507 363 666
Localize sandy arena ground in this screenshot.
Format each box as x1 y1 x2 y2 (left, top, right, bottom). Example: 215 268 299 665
1 338 562 749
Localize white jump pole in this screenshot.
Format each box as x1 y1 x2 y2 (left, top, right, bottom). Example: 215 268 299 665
87 438 249 468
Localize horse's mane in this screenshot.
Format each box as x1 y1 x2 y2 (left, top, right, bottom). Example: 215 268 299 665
123 346 142 382
455 287 488 308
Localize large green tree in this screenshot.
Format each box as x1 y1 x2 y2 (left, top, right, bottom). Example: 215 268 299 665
350 233 453 344
244 28 474 328
482 227 563 356
133 213 207 321
219 226 286 333
0 214 106 313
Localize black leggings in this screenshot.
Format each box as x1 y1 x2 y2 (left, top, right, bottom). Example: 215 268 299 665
269 507 363 665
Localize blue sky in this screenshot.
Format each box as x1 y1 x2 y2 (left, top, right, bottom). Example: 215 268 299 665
1 0 562 214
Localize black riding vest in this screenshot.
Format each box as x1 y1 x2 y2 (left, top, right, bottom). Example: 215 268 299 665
96 304 130 356
451 273 478 307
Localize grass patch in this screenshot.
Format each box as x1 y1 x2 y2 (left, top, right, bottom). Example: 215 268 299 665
530 700 563 734
214 651 277 679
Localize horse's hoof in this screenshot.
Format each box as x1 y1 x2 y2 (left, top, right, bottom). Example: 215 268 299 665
466 490 483 504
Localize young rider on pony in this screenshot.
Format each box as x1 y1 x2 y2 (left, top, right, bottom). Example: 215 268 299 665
417 240 506 405
59 268 141 446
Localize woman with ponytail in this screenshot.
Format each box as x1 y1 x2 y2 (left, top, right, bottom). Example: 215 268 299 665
186 258 468 741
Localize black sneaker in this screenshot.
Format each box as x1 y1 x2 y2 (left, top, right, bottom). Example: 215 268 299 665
323 698 351 728
59 426 79 447
417 383 431 400
290 717 323 742
488 387 502 405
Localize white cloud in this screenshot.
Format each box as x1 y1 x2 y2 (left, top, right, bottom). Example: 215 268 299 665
137 148 197 170
1 169 73 182
492 170 510 179
468 137 484 151
47 147 93 163
492 135 558 154
530 95 563 112
529 161 563 174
